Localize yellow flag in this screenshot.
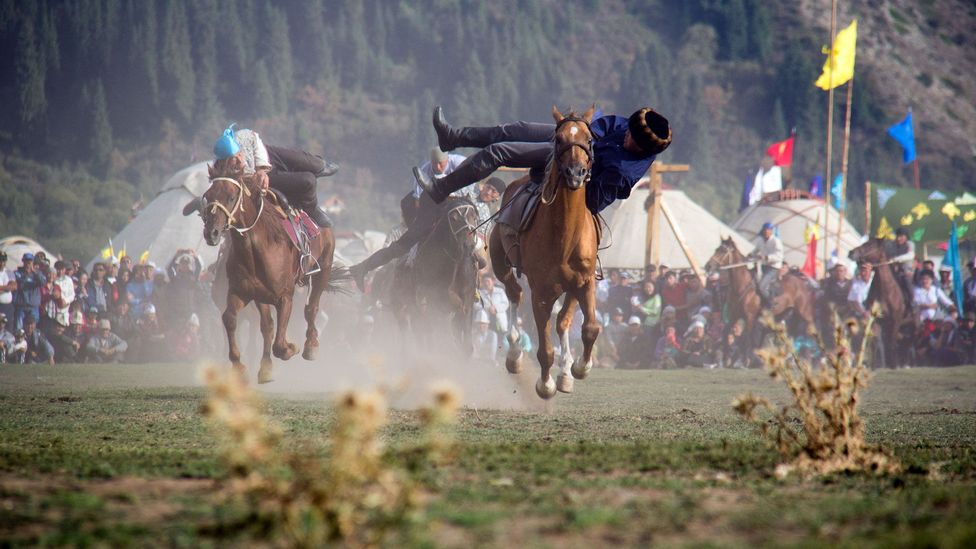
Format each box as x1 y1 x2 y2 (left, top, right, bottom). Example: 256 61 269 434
139 250 151 264
100 246 112 260
815 19 857 90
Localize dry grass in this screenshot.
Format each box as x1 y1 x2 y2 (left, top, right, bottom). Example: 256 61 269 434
733 307 901 477
201 367 459 547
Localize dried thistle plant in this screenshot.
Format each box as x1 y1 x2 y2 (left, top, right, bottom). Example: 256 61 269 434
732 305 900 477
200 366 460 546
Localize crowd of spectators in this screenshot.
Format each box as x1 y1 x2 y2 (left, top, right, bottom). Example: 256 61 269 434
0 249 206 365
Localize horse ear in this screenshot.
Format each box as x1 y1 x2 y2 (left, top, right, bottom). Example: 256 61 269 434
582 104 596 122
208 163 215 178
552 105 564 123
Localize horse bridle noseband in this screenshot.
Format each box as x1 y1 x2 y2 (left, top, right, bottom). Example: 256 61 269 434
553 115 595 165
202 176 265 235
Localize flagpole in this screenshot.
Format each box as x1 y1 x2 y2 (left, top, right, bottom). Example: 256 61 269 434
836 76 854 258
865 181 871 237
823 0 838 274
913 157 920 189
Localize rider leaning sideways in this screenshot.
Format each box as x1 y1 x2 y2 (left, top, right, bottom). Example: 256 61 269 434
415 105 671 214
188 125 338 228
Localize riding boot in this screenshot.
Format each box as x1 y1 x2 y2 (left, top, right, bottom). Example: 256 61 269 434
349 245 402 292
304 205 333 228
415 141 550 204
313 158 339 178
413 160 485 205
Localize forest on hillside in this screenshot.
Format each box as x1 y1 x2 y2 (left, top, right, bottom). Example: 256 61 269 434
0 0 968 260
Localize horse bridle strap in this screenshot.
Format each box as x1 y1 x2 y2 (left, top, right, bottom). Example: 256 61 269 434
553 115 594 162
205 176 263 234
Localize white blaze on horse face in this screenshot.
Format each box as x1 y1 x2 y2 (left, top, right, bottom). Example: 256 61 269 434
569 126 579 137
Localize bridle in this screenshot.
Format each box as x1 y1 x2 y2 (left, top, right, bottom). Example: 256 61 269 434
201 176 264 235
446 202 478 241
542 115 594 205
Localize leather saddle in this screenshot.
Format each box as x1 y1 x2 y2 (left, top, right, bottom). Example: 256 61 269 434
495 178 543 274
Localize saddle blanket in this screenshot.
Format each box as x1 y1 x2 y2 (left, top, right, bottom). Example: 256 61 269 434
281 211 321 249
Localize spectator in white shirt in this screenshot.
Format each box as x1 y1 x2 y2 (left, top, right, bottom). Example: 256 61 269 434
914 269 954 322
52 261 75 309
847 262 874 318
0 251 14 321
471 309 498 364
479 273 510 333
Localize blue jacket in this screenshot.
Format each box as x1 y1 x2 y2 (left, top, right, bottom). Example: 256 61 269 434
14 268 46 308
586 115 657 213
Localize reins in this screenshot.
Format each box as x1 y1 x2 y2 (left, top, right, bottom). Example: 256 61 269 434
205 176 265 235
541 115 594 206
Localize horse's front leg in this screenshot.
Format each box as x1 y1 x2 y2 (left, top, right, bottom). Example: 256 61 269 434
272 296 298 360
554 294 578 394
222 293 248 378
257 304 275 384
572 279 601 381
531 292 558 399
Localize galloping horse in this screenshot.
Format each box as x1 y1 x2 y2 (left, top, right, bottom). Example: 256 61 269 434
849 238 915 368
704 237 816 339
199 160 338 383
488 106 599 399
390 195 481 355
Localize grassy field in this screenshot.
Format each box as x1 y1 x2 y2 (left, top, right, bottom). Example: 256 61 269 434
0 362 974 547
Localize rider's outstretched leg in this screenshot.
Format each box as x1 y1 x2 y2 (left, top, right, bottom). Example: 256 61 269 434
417 142 552 203
434 106 555 151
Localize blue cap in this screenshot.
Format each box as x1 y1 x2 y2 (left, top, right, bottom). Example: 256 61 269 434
761 222 775 231
22 252 34 261
213 124 240 160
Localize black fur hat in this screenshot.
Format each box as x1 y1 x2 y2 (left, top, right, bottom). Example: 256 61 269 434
628 108 672 155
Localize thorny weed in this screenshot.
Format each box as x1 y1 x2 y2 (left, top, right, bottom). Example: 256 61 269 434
732 304 900 477
201 367 460 547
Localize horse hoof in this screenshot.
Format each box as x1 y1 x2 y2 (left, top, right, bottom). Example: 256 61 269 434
505 352 523 374
571 358 592 380
302 345 317 361
275 343 298 361
535 377 557 400
556 374 574 394
257 367 274 384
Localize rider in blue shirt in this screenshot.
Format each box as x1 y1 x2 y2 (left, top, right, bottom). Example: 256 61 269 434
414 106 671 213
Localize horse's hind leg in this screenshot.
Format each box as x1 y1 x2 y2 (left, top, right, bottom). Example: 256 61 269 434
555 294 578 394
572 279 601 381
302 271 330 361
489 228 523 373
222 293 248 379
272 297 298 360
257 304 275 384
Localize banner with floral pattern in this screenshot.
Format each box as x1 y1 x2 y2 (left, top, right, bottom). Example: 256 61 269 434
869 183 976 243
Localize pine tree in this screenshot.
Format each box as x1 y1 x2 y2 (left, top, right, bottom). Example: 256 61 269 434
264 2 293 115
160 0 196 124
251 60 275 115
88 79 113 173
15 18 47 130
190 0 223 129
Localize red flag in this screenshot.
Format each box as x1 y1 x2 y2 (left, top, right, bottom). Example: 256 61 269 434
802 235 818 278
766 136 795 167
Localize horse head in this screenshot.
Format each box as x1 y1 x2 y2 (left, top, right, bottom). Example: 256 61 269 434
550 105 595 190
444 197 480 255
200 161 259 246
849 238 887 266
704 237 742 273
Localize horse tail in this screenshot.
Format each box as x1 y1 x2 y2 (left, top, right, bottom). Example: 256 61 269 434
323 264 354 295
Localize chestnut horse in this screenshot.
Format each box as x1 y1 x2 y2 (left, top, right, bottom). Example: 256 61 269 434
849 238 915 368
704 237 816 340
488 106 599 399
199 161 338 383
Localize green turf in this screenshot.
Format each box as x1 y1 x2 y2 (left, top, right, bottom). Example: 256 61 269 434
0 363 974 547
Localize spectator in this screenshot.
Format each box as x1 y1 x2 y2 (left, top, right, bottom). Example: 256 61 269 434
22 315 54 364
717 320 748 369
74 270 90 313
654 324 681 369
913 270 954 323
0 313 14 363
86 263 111 314
680 320 710 367
8 328 28 363
513 316 533 355
165 251 205 325
112 268 131 308
964 259 976 317
820 261 853 325
171 313 202 361
637 280 661 328
706 310 725 351
86 319 128 363
49 319 82 363
0 251 14 321
472 309 498 364
704 272 722 311
126 265 154 317
68 312 89 352
607 270 634 317
956 312 976 364
13 253 46 331
682 274 711 321
134 303 166 362
478 273 510 333
848 262 873 319
617 316 648 369
938 266 954 297
642 264 658 286
110 300 137 343
658 271 686 315
41 283 70 332
604 307 627 363
52 261 76 311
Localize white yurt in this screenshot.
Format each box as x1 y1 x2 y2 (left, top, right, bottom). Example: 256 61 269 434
0 235 57 268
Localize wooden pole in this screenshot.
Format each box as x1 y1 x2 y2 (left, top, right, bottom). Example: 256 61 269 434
836 77 854 258
645 164 663 267
823 0 838 275
660 199 703 282
913 157 920 189
865 181 871 237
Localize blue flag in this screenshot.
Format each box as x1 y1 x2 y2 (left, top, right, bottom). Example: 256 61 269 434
808 175 824 198
944 222 964 314
830 173 844 209
886 111 916 164
739 174 752 212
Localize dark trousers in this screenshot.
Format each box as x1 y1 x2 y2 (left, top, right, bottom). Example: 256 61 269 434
266 145 326 210
438 122 556 195
363 194 440 272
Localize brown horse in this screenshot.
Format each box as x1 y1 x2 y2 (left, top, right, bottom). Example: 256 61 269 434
199 160 337 383
704 237 816 338
488 106 599 399
849 238 915 368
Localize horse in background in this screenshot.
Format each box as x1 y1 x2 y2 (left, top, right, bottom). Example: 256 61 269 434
704 237 816 344
198 159 339 383
488 106 600 399
389 195 481 356
849 238 915 368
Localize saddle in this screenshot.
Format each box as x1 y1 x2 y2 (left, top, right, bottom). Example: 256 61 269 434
496 180 543 274
267 189 322 282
